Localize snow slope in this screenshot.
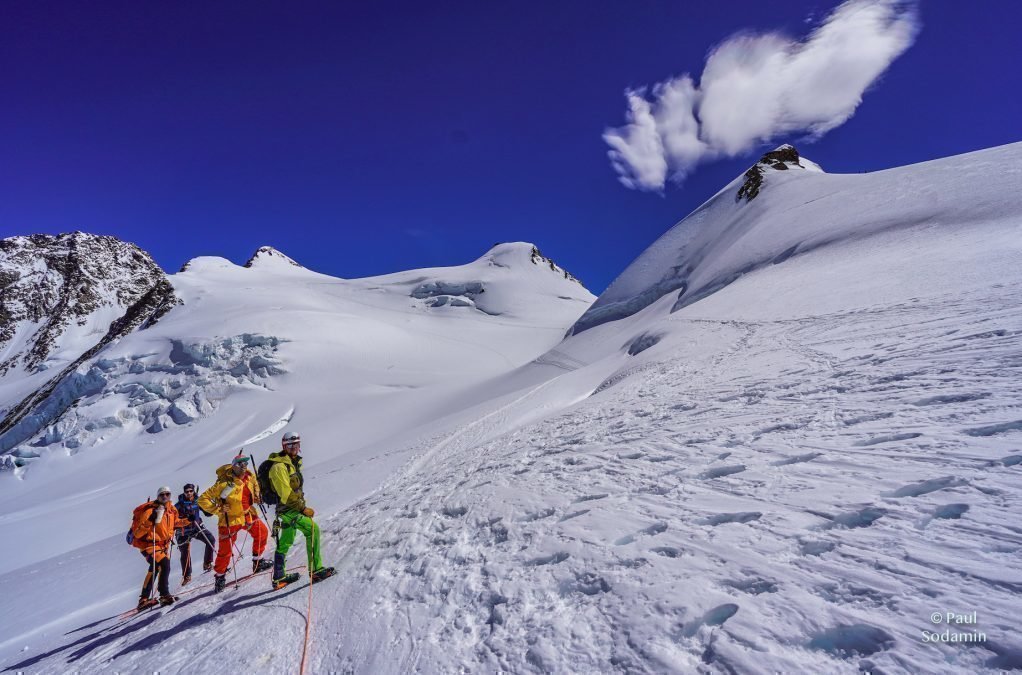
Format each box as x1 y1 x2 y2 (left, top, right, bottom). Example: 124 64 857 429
0 241 593 572
570 143 1016 334
2 143 1022 674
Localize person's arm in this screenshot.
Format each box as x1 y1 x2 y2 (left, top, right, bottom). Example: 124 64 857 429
250 473 262 504
196 484 219 517
173 498 191 528
158 506 179 544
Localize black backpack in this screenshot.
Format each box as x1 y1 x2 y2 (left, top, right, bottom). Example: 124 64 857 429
257 459 280 506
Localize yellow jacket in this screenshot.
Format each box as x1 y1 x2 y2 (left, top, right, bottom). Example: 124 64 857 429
267 451 306 514
197 464 262 528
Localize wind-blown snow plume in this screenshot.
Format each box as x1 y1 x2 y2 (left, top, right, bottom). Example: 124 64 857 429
604 0 919 190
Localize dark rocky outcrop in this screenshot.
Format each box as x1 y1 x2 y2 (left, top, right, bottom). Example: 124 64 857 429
736 145 810 203
244 246 303 268
528 245 583 285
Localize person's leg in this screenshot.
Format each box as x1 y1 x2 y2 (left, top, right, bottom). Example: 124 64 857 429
156 555 172 597
140 552 156 598
294 514 323 572
214 524 238 575
249 519 269 557
179 537 192 578
273 514 298 580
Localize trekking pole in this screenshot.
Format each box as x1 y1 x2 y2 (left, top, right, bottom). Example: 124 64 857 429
148 512 156 604
249 453 272 524
250 453 279 572
166 536 176 596
198 525 216 572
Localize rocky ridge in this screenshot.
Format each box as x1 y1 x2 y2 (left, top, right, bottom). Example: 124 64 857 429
0 232 171 375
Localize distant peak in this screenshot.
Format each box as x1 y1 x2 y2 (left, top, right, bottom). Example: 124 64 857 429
484 241 536 257
244 246 303 269
482 242 582 285
736 144 824 203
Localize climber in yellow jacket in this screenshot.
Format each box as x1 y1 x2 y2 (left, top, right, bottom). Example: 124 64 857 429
263 431 334 589
197 452 272 592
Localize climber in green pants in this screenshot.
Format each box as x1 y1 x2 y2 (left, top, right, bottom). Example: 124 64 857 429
276 510 322 572
257 431 335 588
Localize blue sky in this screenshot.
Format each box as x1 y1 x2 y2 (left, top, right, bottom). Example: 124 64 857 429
1 1 1020 292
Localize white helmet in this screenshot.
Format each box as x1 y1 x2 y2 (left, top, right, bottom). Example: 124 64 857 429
157 486 172 497
282 431 301 447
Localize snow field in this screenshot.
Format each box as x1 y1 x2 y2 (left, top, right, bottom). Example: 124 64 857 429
312 273 1022 673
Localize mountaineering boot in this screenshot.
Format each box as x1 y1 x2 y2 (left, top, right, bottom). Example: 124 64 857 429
252 558 273 574
272 572 301 590
181 574 191 586
203 562 213 572
159 595 176 606
311 566 336 583
214 574 227 593
137 596 159 611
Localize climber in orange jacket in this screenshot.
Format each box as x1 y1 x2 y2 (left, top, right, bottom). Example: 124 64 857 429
130 486 180 610
197 451 272 592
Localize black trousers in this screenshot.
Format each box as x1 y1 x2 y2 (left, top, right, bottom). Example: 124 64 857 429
140 552 171 599
177 526 215 577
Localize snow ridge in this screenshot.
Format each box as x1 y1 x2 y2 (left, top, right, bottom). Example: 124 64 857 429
0 232 168 376
571 142 1022 335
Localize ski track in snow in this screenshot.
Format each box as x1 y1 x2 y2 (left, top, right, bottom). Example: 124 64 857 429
315 284 1022 674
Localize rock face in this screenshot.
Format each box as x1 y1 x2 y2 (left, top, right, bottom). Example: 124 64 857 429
736 145 818 202
527 245 583 285
0 233 181 460
0 232 171 376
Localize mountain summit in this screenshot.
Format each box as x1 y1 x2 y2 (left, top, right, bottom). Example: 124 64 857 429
736 144 824 202
244 245 304 269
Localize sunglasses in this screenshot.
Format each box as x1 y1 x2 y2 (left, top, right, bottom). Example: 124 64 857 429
158 492 171 498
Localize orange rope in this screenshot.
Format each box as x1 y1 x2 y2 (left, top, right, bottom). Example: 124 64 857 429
299 568 313 675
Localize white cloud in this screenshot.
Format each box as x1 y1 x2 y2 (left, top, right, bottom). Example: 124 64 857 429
605 0 919 190
603 93 667 191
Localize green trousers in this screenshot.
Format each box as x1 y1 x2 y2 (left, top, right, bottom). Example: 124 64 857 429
276 511 323 571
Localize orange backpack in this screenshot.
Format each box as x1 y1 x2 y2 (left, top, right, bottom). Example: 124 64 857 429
127 501 154 546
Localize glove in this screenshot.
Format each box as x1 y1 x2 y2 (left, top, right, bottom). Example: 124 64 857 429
153 505 165 524
219 484 234 500
199 506 215 517
302 507 315 517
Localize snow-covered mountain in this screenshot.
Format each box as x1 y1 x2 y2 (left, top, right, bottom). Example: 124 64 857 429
2 142 1021 674
0 238 593 565
0 232 175 397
